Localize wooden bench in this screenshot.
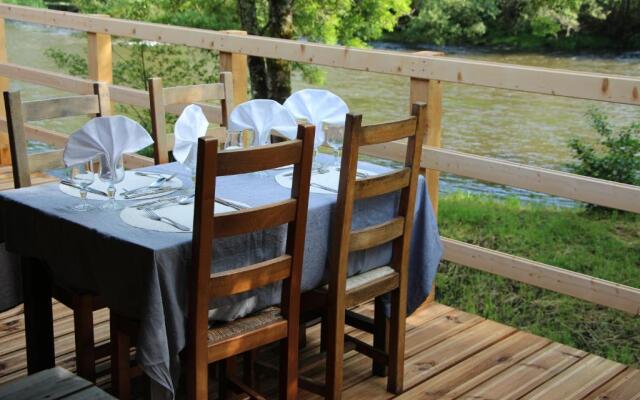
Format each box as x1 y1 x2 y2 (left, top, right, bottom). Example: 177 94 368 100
0 367 115 399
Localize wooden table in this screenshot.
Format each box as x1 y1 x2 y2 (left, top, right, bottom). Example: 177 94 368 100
0 366 115 399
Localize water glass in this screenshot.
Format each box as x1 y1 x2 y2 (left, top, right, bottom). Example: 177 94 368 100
98 155 125 210
324 122 345 168
69 161 95 212
225 131 243 150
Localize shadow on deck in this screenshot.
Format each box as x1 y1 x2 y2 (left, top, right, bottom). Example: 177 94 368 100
0 300 638 399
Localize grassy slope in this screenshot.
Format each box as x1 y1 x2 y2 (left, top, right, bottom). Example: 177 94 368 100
436 193 640 366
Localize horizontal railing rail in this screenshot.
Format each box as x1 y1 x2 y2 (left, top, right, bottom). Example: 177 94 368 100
0 4 638 316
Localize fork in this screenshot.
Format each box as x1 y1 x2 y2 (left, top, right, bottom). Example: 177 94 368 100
143 208 191 231
124 173 177 194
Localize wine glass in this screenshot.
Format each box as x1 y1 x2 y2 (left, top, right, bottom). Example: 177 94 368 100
98 155 125 210
324 122 345 170
68 161 95 212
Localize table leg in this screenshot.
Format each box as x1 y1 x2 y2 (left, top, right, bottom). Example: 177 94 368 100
22 256 55 374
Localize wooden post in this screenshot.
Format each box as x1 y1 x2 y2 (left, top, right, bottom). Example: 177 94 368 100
219 30 249 107
0 17 11 165
410 51 443 306
87 16 113 84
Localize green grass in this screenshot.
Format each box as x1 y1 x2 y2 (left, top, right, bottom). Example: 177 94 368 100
436 192 640 366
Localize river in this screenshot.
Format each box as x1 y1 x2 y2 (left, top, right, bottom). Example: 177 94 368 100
5 21 639 205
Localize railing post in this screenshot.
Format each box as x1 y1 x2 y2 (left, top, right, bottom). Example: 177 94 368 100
219 30 249 106
0 17 11 165
87 16 113 84
410 51 444 306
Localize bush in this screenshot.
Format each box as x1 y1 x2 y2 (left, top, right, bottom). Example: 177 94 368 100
567 109 640 210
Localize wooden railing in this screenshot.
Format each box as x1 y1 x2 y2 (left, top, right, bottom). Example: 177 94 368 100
0 4 638 315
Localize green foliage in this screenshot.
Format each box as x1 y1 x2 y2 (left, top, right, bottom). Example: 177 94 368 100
1 0 47 7
438 193 640 366
567 109 640 190
403 0 499 45
394 0 633 48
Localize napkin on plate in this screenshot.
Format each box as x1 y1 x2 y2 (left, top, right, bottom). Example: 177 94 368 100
63 115 153 171
283 89 349 148
228 99 297 145
173 104 209 168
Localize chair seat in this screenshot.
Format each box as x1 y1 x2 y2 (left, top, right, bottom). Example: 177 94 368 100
317 266 399 308
208 306 283 345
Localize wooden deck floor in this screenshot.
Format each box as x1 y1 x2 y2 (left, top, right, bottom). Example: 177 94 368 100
0 300 638 399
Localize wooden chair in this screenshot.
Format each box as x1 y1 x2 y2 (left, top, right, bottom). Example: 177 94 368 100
3 83 112 383
148 72 234 165
300 103 427 399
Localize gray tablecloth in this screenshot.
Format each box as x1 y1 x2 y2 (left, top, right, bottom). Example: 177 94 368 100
0 157 442 399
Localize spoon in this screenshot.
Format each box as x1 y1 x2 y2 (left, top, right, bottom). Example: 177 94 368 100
124 174 177 194
149 194 195 210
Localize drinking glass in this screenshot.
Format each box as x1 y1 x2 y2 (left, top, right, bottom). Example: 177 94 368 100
98 155 125 210
68 161 95 212
224 131 243 150
324 122 345 169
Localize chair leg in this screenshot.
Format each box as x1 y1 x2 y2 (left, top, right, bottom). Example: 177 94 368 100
217 358 234 400
243 350 257 388
372 296 389 377
110 311 131 400
325 306 346 400
73 294 96 382
387 288 407 394
279 335 298 400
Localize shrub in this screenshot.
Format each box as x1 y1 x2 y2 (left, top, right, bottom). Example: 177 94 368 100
567 109 640 209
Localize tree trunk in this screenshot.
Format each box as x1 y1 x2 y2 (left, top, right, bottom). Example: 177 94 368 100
236 0 269 99
266 0 294 103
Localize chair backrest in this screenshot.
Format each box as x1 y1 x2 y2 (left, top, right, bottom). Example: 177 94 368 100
148 72 234 165
328 102 427 297
3 83 111 189
186 125 314 383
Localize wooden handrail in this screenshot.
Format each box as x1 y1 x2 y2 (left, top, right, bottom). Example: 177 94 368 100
1 4 639 105
441 237 640 315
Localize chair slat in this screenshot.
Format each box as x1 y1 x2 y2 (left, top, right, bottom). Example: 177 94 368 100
22 95 101 122
163 83 225 105
354 167 411 200
209 255 292 299
358 116 417 146
165 103 223 125
207 319 288 362
217 140 303 176
28 149 65 173
349 216 405 252
214 199 297 238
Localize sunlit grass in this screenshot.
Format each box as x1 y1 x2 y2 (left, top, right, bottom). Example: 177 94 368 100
437 192 640 366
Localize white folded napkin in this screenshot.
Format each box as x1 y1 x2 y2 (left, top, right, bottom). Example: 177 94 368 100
283 89 349 148
228 99 297 145
63 116 153 171
173 104 209 167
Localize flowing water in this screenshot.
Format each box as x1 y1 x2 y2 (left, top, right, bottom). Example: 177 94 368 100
6 21 639 205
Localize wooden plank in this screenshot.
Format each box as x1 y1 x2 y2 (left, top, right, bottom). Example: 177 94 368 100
0 366 93 399
162 83 225 105
358 117 417 146
458 342 587 400
349 217 404 252
0 63 94 95
342 319 516 399
522 354 627 400
354 168 410 200
583 368 640 400
21 96 100 122
424 146 640 213
442 238 640 315
395 331 551 400
0 17 10 165
2 5 639 105
209 255 292 299
219 30 248 106
87 17 113 84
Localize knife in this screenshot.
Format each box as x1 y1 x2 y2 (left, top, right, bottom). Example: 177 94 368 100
60 180 109 197
122 187 176 199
